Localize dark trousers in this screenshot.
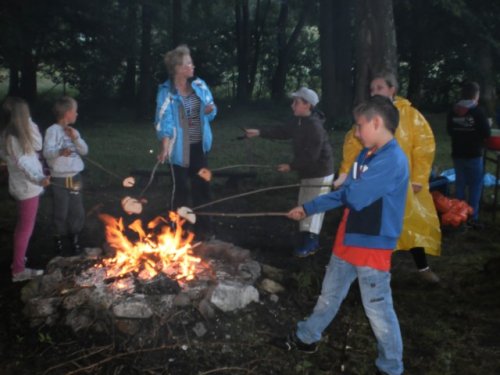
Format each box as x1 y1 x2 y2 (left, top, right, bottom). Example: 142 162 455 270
51 174 85 236
172 143 211 233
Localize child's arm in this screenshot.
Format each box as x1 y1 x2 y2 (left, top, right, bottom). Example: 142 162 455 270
10 139 47 185
65 127 88 156
407 108 434 192
334 127 363 188
30 120 43 152
43 127 62 160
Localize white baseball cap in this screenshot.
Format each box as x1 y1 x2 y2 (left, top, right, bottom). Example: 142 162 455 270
290 87 319 106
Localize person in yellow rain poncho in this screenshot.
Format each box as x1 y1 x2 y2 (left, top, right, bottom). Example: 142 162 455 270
333 72 441 283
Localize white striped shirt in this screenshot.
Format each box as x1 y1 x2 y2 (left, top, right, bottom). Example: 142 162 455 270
181 93 202 144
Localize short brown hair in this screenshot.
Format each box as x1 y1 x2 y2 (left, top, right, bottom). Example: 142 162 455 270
163 45 191 78
353 95 400 135
53 96 77 120
461 81 480 100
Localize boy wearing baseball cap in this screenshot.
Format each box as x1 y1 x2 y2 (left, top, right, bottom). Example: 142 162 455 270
244 87 334 257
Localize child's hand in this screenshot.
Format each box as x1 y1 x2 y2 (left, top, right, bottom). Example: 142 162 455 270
65 126 79 141
333 173 347 189
40 176 51 187
59 148 72 157
287 206 306 221
412 183 422 194
277 163 290 173
204 103 215 115
244 128 260 138
157 138 171 163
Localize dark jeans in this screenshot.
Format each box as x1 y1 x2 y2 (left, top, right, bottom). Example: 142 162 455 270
172 142 211 233
51 174 85 236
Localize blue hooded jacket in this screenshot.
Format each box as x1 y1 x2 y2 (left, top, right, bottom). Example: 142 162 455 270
303 138 409 250
155 78 217 167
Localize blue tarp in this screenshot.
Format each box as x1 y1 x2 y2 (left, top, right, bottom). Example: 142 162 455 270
440 168 500 187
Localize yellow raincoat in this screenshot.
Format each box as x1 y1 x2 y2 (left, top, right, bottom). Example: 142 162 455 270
339 96 441 255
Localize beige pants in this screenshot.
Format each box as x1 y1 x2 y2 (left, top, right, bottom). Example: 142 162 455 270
298 174 334 234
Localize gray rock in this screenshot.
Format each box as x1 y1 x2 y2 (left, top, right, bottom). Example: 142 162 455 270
23 297 62 318
210 281 259 312
192 322 207 337
112 294 153 319
259 278 285 294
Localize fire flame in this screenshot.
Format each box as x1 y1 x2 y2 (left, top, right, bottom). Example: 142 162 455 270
98 212 202 282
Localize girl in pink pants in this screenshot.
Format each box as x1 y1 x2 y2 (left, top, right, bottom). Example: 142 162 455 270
1 97 50 282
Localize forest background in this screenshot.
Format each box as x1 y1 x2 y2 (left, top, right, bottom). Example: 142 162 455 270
1 0 499 127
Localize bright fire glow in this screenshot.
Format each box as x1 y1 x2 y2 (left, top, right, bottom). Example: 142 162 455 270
98 212 202 282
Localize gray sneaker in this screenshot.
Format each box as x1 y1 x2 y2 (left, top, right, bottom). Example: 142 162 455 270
12 268 44 282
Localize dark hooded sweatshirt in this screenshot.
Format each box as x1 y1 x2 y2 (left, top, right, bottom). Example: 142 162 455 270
446 100 491 158
259 111 334 179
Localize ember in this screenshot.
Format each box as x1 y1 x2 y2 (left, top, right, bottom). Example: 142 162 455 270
98 212 206 282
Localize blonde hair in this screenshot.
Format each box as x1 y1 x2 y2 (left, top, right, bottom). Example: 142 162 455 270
1 97 35 155
372 71 399 92
163 45 191 78
53 96 77 121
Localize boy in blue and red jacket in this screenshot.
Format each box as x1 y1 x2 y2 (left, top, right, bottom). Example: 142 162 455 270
279 95 408 375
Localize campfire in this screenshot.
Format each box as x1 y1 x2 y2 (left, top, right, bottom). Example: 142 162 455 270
97 212 205 283
20 211 267 347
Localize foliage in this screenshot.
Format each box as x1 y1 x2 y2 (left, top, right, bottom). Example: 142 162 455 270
0 0 499 112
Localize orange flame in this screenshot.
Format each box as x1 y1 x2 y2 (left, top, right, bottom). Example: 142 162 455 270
98 212 202 282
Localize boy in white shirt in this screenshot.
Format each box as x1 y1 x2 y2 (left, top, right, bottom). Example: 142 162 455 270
43 96 88 254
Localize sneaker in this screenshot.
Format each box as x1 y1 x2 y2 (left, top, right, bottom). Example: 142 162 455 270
466 219 484 231
12 268 44 283
418 268 440 284
271 332 317 354
294 232 320 258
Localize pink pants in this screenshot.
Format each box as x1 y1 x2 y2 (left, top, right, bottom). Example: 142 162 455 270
12 195 39 274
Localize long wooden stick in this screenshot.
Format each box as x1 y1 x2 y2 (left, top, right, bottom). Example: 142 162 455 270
193 211 288 218
210 164 273 172
192 183 331 211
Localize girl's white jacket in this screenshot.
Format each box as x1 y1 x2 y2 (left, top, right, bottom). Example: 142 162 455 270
0 122 46 201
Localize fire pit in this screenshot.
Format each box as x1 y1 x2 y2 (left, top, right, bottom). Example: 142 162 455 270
20 212 262 347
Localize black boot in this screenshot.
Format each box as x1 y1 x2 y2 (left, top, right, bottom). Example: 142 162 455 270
54 236 64 255
71 233 81 254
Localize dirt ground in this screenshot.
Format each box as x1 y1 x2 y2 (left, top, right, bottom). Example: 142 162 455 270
1 179 500 375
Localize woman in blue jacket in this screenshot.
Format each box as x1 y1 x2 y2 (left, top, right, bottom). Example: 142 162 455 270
155 45 217 238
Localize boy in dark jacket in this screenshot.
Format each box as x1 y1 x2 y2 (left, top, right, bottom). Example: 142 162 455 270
245 87 334 257
279 95 408 375
447 81 491 226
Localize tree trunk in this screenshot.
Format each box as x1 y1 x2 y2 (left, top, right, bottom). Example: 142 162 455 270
406 0 425 106
248 0 271 96
137 1 153 119
8 64 20 97
319 0 353 127
271 0 312 102
353 0 398 105
20 50 37 104
235 0 250 103
120 0 138 106
476 41 496 119
172 0 182 48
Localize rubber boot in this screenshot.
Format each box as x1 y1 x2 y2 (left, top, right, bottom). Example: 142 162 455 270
71 233 81 254
54 236 64 255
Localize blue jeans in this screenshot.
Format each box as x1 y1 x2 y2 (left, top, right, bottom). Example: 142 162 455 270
296 255 403 375
453 157 483 220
